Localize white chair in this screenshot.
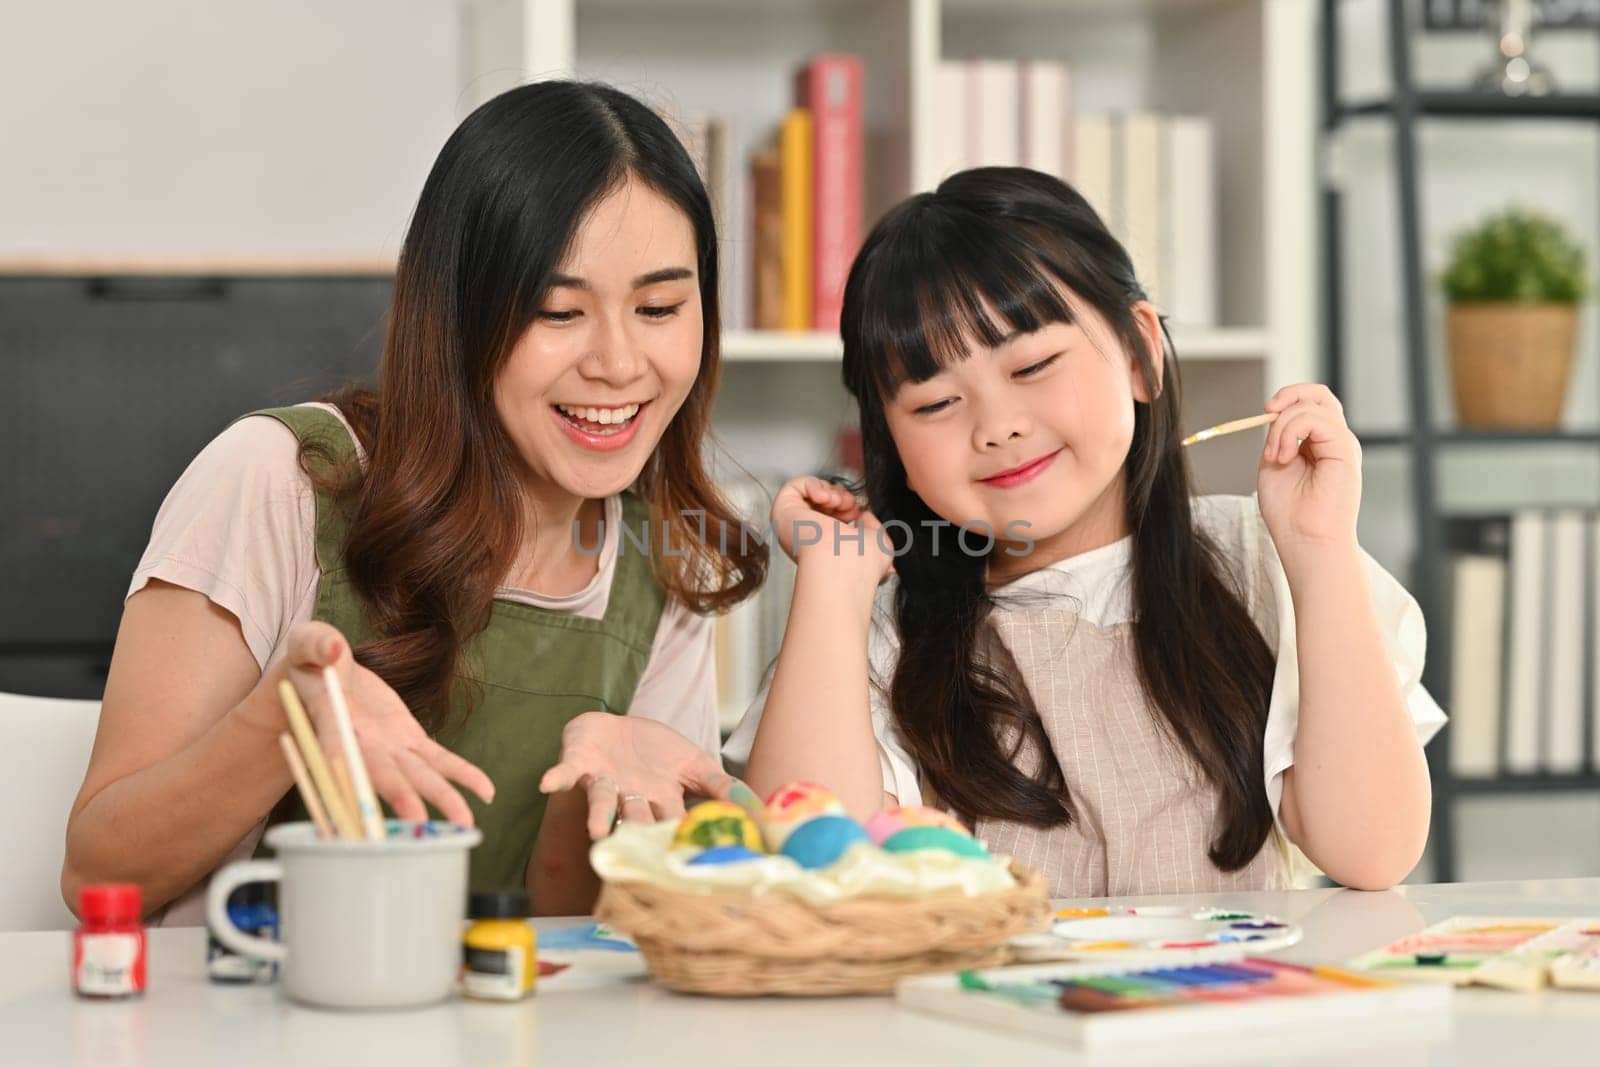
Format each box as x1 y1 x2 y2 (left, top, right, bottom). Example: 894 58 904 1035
0 692 101 930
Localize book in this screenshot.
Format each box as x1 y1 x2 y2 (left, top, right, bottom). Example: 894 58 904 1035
1118 112 1165 311
1593 515 1600 771
1070 114 1115 230
1544 510 1589 773
1019 60 1070 178
933 60 969 184
713 475 772 731
795 54 862 333
750 148 783 331
778 109 813 332
1349 916 1600 993
1446 516 1510 778
896 955 1451 1049
666 111 739 329
1163 116 1217 327
1503 510 1548 774
969 59 1020 169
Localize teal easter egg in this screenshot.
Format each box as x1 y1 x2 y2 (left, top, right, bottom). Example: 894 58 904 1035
778 815 870 870
686 844 764 866
881 825 989 859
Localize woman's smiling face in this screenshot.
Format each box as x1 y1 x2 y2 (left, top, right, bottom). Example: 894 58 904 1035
882 291 1162 564
494 177 704 502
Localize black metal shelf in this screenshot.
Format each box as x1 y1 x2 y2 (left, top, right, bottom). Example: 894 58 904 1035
1319 2 1600 883
1448 774 1600 797
1357 429 1600 448
1335 92 1600 124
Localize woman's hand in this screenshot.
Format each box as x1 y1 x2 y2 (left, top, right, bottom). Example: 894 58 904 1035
770 476 896 586
539 713 741 839
1256 384 1363 572
277 621 496 826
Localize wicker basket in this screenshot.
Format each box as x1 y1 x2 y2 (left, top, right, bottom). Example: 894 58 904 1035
1447 303 1578 428
594 860 1049 996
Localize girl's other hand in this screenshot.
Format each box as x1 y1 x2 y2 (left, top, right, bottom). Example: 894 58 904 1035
539 712 739 839
769 476 897 586
279 622 497 827
1256 383 1363 566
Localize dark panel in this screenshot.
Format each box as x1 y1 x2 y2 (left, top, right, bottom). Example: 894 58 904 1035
0 276 391 695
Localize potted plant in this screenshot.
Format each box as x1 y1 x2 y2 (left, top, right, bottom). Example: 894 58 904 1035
1441 207 1588 429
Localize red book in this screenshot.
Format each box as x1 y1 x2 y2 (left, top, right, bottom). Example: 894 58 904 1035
794 54 863 334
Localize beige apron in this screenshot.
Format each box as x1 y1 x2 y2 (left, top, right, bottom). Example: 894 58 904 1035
973 608 1290 898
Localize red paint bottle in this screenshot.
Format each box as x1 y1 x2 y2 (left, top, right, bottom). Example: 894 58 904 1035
73 884 146 999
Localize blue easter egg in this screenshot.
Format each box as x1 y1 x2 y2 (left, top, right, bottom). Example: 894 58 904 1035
778 815 870 870
881 825 990 859
686 844 764 866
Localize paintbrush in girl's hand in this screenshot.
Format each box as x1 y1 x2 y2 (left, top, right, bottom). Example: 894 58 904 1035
1180 412 1278 447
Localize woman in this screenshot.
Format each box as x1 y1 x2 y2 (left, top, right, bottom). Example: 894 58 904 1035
62 81 764 921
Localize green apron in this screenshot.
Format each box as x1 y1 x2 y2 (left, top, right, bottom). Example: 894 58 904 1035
252 405 664 895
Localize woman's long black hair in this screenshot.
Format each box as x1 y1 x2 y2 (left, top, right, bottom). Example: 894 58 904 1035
840 168 1277 870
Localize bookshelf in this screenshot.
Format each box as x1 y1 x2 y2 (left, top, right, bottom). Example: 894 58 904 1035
1320 0 1600 881
471 0 1317 477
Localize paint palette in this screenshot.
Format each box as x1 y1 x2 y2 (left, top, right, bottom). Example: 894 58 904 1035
1349 915 1600 992
1009 905 1302 963
896 954 1451 1049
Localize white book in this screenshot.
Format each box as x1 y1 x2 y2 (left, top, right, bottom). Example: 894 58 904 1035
969 59 1019 168
1163 116 1217 328
934 61 968 184
1019 60 1069 177
1544 511 1588 773
1450 551 1507 778
713 478 769 731
1118 112 1165 310
1592 514 1600 770
1504 510 1549 774
1071 114 1116 231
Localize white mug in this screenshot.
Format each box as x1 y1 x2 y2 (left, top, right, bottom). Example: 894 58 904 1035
206 821 481 1009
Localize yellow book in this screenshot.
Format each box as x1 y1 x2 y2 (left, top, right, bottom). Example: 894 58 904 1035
779 108 813 332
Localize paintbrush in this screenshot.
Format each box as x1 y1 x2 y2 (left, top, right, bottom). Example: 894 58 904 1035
323 666 386 840
278 680 361 839
277 732 333 838
1180 412 1278 447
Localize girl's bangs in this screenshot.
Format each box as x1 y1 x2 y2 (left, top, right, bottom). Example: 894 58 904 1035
856 223 1075 397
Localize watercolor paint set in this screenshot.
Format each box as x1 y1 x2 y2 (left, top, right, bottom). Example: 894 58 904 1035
1348 916 1600 992
1009 905 1301 963
896 953 1449 1049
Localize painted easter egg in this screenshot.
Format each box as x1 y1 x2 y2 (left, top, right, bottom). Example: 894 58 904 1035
686 844 764 866
761 781 846 850
778 814 870 870
862 805 969 845
881 825 990 860
672 800 763 851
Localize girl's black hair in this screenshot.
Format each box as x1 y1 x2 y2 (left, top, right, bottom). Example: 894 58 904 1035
840 167 1276 870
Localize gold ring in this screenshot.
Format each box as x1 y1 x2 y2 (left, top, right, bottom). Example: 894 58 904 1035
620 793 648 806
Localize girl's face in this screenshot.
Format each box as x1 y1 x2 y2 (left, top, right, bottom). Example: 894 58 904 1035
883 296 1162 565
494 178 703 504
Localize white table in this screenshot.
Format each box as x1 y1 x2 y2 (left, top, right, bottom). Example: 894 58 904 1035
2 878 1598 1066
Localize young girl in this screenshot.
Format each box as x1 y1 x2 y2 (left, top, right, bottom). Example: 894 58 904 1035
725 168 1444 895
63 81 759 922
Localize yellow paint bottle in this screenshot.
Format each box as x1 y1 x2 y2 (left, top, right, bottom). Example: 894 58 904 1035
462 890 536 1001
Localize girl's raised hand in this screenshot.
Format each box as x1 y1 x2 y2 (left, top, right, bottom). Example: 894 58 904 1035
769 476 897 584
1256 383 1363 565
280 621 496 827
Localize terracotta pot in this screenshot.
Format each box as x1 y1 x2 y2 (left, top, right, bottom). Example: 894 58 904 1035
1446 303 1579 429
